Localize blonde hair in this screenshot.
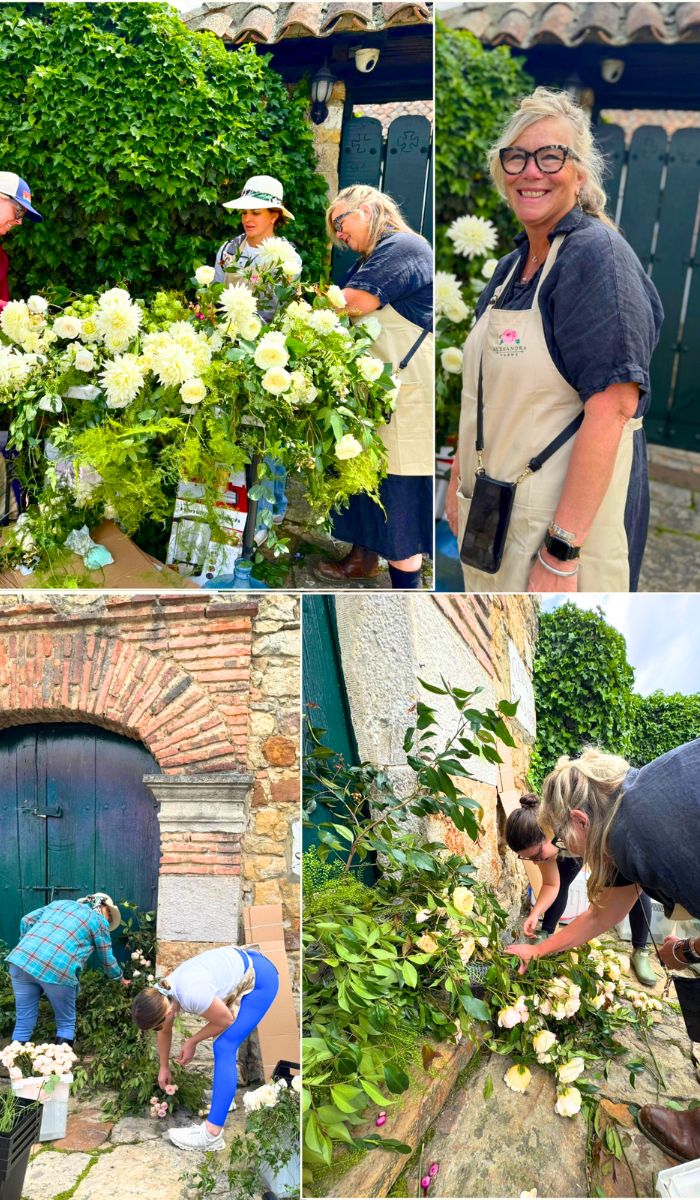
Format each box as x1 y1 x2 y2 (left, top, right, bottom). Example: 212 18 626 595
540 746 630 904
326 185 415 258
132 988 170 1031
488 87 614 227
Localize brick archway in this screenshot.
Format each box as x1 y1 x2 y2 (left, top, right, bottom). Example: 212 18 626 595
0 630 240 772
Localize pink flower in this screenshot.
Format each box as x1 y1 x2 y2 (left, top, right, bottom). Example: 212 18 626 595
501 328 518 344
429 1163 439 1177
421 1176 432 1190
164 1084 177 1095
375 1111 386 1127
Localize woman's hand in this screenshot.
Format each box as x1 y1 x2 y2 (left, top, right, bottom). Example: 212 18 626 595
527 550 578 594
505 942 540 974
522 913 540 939
158 1065 172 1090
176 1038 197 1067
659 936 684 969
445 455 460 538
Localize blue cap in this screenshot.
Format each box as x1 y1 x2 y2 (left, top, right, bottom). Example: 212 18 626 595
0 171 43 222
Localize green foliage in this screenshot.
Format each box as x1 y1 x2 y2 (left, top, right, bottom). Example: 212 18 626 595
0 2 328 296
226 1087 300 1200
434 20 532 441
530 604 635 788
302 680 520 1180
628 690 700 767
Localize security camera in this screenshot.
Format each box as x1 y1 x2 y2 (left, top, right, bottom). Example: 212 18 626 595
354 47 380 73
601 58 625 85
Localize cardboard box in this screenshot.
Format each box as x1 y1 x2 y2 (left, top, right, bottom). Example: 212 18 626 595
244 904 299 1080
0 520 196 589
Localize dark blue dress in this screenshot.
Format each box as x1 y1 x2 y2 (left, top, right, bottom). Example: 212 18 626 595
476 207 663 591
331 232 434 560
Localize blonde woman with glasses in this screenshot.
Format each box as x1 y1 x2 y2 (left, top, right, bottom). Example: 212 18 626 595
316 185 433 590
445 88 663 594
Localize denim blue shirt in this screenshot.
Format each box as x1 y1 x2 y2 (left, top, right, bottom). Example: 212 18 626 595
342 232 433 330
475 207 664 590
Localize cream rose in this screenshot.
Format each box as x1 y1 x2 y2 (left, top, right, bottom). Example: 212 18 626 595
53 315 83 340
532 1030 557 1057
326 284 346 309
27 295 49 315
334 434 363 461
557 1057 585 1085
451 887 474 917
261 366 292 395
180 378 207 406
74 348 96 372
195 265 216 287
441 346 463 374
504 1064 531 1093
416 933 438 954
555 1086 582 1118
357 354 384 383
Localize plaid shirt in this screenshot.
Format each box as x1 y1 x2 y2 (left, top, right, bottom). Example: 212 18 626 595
7 900 123 988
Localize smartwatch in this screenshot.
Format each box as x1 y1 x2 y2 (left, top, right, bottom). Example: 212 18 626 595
682 938 700 964
543 530 581 562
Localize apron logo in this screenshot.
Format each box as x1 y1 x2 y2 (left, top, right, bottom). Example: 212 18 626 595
494 327 525 356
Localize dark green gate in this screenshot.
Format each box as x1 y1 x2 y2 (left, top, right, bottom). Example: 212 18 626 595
0 724 160 952
597 123 700 452
331 112 433 283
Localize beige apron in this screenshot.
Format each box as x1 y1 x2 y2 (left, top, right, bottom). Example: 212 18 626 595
360 305 434 476
457 235 641 592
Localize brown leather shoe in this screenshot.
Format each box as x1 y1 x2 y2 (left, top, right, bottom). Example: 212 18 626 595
637 1104 700 1161
315 546 380 581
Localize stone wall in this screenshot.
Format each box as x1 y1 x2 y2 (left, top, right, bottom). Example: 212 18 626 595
311 80 346 200
333 593 539 927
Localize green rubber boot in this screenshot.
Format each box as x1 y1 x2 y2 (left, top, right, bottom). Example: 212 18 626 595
631 948 658 987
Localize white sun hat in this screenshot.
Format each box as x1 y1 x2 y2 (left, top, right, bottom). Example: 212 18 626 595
77 892 122 931
222 175 294 220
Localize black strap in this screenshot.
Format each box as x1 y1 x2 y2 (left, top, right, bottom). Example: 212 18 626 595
398 325 430 371
476 350 583 474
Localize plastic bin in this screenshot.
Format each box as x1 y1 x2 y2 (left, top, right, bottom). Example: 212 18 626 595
657 1157 700 1196
260 1153 300 1199
560 868 590 924
0 1096 42 1200
11 1074 73 1142
616 899 674 943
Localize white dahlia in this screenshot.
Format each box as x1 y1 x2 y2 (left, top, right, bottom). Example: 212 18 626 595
447 215 498 260
218 283 258 336
1 300 31 345
435 271 469 322
257 236 302 280
95 299 142 351
151 342 197 388
100 354 146 409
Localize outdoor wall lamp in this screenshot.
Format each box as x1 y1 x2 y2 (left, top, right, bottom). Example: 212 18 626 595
311 61 336 125
601 58 625 85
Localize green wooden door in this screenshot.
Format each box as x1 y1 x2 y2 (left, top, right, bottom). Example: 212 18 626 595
0 724 160 953
302 597 377 882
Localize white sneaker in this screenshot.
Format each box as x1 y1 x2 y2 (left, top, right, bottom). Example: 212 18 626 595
168 1122 225 1151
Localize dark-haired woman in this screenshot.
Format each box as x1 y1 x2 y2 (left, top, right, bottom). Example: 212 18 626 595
132 944 279 1151
505 794 657 985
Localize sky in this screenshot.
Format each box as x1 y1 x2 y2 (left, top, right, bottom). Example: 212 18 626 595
540 594 700 697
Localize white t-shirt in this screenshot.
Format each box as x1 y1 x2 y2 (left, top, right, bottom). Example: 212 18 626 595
166 946 246 1016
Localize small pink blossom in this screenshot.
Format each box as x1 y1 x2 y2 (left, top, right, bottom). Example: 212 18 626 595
421 1176 432 1190
429 1163 439 1177
164 1084 178 1095
375 1111 386 1127
501 328 518 344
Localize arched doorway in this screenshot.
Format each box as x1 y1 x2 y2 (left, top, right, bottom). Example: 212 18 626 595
0 724 160 951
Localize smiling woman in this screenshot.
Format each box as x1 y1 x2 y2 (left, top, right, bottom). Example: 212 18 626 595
444 87 663 595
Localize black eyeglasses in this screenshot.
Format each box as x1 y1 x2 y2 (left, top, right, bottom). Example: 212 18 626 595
7 201 24 222
499 144 579 176
332 209 355 234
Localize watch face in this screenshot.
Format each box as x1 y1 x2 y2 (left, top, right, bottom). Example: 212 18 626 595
545 532 579 561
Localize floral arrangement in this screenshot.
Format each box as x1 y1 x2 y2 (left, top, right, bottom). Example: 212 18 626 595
149 1083 178 1119
435 213 500 446
0 247 398 580
0 1041 77 1084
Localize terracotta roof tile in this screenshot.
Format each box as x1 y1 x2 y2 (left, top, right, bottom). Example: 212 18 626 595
184 1 432 43
625 2 668 43
323 1 373 33
440 1 700 47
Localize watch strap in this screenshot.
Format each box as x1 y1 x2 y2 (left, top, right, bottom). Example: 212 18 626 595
543 531 581 561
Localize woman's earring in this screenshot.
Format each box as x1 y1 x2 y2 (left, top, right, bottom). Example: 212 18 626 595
576 192 583 210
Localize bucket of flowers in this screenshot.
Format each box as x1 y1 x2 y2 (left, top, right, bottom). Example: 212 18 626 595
0 245 398 585
0 1041 77 1141
225 1074 301 1200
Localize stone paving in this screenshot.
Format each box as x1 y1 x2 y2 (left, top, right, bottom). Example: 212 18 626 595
639 478 700 592
21 1091 255 1200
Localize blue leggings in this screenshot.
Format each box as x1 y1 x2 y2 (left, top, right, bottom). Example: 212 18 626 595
208 951 279 1126
10 963 77 1041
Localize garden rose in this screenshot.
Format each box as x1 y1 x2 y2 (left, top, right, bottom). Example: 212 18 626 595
441 347 463 374
532 1030 557 1057
74 348 96 372
254 333 289 370
195 265 216 287
180 378 207 406
416 933 438 954
504 1064 531 1093
241 316 262 341
458 936 475 965
27 294 48 315
497 1006 522 1030
357 354 384 383
334 434 363 461
451 887 474 916
53 315 83 340
291 1075 301 1094
557 1057 585 1084
555 1086 582 1118
326 284 346 309
482 258 498 280
261 366 292 396
415 909 432 924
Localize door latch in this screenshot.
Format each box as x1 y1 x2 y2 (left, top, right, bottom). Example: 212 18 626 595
23 807 63 820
